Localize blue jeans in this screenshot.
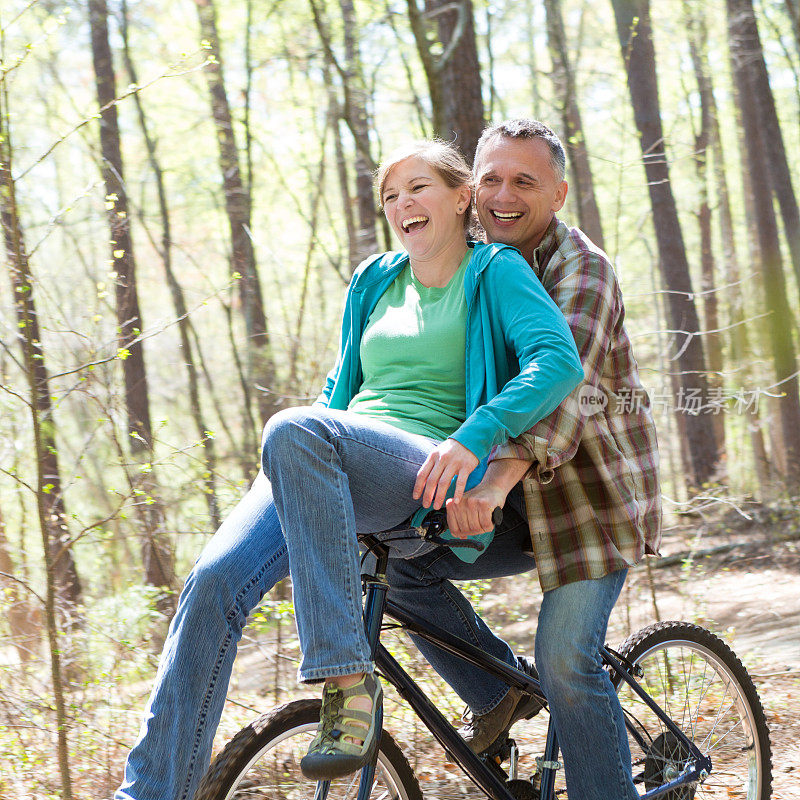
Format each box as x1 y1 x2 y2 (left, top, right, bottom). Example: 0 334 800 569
261 406 447 682
118 405 634 800
117 407 445 800
386 543 638 800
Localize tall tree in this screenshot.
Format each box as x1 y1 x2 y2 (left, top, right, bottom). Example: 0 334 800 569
685 2 725 456
543 0 605 249
309 0 379 269
339 0 379 264
610 0 719 486
119 0 220 529
1 96 82 613
407 0 484 162
728 0 800 303
728 0 800 483
689 2 772 489
1 92 75 800
194 0 280 426
88 0 176 609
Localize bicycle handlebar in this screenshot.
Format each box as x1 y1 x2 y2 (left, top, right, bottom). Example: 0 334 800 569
417 507 503 552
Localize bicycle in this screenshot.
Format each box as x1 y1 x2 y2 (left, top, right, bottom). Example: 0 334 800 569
194 511 772 800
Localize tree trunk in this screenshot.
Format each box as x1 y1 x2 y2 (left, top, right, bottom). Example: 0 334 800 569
610 0 719 487
194 0 279 427
543 0 605 249
339 0 379 265
0 97 74 800
694 0 771 494
1 102 82 612
0 506 41 663
119 0 220 530
526 0 543 119
407 0 484 163
88 0 176 610
685 3 725 456
728 0 800 484
785 0 800 62
729 0 800 303
327 67 358 269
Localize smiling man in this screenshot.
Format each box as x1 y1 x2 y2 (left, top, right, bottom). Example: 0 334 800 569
386 119 661 800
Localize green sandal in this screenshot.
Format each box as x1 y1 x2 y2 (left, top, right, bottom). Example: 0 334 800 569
300 673 384 780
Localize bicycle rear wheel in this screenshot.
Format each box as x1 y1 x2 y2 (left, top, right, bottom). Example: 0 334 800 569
193 698 422 800
617 621 772 800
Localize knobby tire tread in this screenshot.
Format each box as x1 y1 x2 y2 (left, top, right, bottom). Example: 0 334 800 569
617 620 772 800
193 698 423 800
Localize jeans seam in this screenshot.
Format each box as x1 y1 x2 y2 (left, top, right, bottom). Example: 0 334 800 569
596 676 634 800
335 432 429 467
179 543 288 800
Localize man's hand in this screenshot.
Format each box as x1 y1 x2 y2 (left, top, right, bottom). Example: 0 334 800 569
414 439 479 510
446 456 533 538
445 482 508 538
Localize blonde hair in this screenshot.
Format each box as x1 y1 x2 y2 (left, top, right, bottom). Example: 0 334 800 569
375 140 473 232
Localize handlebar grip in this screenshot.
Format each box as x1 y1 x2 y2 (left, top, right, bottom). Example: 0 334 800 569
418 506 503 552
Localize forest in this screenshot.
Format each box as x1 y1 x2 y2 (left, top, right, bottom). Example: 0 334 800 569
1 0 800 797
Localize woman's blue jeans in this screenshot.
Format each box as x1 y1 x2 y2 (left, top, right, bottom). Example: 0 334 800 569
117 407 457 800
117 406 635 800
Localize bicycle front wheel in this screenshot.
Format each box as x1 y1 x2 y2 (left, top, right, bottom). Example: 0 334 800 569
617 621 772 800
193 698 423 800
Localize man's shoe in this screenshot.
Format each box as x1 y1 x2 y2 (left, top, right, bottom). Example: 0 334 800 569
459 683 544 755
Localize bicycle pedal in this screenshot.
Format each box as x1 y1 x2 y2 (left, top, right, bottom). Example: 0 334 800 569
504 778 539 800
484 735 513 761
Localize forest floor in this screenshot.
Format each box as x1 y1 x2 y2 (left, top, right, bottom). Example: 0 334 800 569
225 500 800 799
14 501 796 799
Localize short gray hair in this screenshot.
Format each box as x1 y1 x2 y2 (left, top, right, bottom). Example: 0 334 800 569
474 119 566 182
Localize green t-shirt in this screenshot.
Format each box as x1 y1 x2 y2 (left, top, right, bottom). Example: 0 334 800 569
348 250 471 441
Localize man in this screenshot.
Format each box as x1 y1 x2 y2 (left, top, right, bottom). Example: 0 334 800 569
387 119 661 800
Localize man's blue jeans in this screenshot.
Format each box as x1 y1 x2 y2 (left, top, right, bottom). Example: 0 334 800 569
117 406 635 800
386 547 638 800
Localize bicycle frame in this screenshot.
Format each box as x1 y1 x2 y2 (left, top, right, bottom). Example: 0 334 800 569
316 535 712 800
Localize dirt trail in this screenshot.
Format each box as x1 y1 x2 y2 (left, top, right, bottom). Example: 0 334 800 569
230 508 800 797
488 517 800 799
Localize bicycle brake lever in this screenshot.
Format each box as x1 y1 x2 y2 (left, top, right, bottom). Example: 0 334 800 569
426 532 486 551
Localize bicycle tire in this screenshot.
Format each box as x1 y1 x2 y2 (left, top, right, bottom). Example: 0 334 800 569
193 697 423 800
616 621 772 800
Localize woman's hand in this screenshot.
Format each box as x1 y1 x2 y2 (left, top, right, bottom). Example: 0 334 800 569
413 439 479 510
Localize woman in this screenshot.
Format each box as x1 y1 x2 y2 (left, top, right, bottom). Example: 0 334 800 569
261 140 583 779
116 140 582 799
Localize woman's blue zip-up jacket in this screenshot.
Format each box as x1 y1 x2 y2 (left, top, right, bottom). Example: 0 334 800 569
316 241 584 487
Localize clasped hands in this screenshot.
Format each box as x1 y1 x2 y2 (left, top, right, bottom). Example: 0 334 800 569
412 439 508 539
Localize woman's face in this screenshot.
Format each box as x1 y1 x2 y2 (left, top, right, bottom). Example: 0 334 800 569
381 156 471 263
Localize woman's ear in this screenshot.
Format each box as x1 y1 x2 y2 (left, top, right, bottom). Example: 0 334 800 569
457 185 472 214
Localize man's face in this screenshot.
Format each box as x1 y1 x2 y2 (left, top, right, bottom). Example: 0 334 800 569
474 136 568 263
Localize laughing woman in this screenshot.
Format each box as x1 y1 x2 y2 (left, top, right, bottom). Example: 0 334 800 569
263 140 583 780
116 140 582 800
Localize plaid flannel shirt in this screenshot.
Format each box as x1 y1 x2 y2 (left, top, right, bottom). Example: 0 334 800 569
490 217 662 592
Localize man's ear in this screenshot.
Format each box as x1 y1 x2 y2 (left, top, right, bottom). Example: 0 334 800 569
553 180 568 212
